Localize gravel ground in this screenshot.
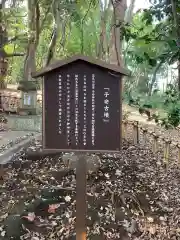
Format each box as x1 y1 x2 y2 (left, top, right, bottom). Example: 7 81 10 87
1 138 180 239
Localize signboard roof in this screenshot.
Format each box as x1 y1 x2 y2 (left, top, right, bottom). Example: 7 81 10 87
32 54 130 78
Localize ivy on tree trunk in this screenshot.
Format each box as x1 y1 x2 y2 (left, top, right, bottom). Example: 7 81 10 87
23 0 40 81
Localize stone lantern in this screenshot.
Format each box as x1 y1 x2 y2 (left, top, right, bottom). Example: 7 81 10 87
17 80 38 115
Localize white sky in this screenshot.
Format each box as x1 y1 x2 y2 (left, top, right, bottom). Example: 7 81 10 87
127 0 151 11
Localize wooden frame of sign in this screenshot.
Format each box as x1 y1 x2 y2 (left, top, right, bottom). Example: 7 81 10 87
32 54 129 240
33 54 129 153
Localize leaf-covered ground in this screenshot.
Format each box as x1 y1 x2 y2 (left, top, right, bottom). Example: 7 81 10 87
1 139 180 239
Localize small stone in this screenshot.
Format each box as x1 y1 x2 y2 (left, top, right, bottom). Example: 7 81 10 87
159 216 165 221
147 217 154 223
1 230 6 237
64 196 71 202
115 169 121 176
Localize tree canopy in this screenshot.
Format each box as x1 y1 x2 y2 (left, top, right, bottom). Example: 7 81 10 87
0 0 180 97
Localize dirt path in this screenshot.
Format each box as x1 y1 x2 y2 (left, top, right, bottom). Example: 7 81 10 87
123 104 156 125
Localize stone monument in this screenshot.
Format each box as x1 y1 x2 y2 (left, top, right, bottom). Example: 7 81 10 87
17 80 38 115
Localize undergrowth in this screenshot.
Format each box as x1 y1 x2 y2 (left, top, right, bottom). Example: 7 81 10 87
123 84 180 129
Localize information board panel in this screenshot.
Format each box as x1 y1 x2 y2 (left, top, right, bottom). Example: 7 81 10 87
43 60 121 152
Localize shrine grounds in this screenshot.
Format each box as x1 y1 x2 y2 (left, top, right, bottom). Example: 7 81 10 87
1 128 180 239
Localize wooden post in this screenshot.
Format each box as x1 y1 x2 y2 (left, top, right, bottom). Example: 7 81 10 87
152 133 159 154
0 165 4 184
177 144 180 165
122 121 125 139
142 128 148 145
123 121 128 140
163 139 171 165
133 121 139 144
76 154 87 240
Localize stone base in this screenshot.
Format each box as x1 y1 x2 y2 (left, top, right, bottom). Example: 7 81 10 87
18 108 37 115
0 133 41 164
7 115 42 132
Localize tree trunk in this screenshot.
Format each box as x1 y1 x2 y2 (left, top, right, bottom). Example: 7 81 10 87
45 0 60 66
171 0 180 91
0 2 8 89
123 0 136 65
23 0 40 81
109 0 127 66
45 24 58 66
148 58 165 96
178 60 180 92
124 0 136 23
97 0 111 60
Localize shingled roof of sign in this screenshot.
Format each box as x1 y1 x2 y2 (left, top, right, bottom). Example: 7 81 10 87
32 54 130 78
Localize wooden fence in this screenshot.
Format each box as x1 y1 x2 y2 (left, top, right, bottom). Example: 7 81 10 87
122 119 180 165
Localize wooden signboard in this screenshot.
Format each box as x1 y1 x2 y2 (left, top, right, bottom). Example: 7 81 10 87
33 55 129 240
33 55 129 152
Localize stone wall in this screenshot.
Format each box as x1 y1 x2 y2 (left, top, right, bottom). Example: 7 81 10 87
7 115 42 132
0 85 42 113
0 90 20 113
